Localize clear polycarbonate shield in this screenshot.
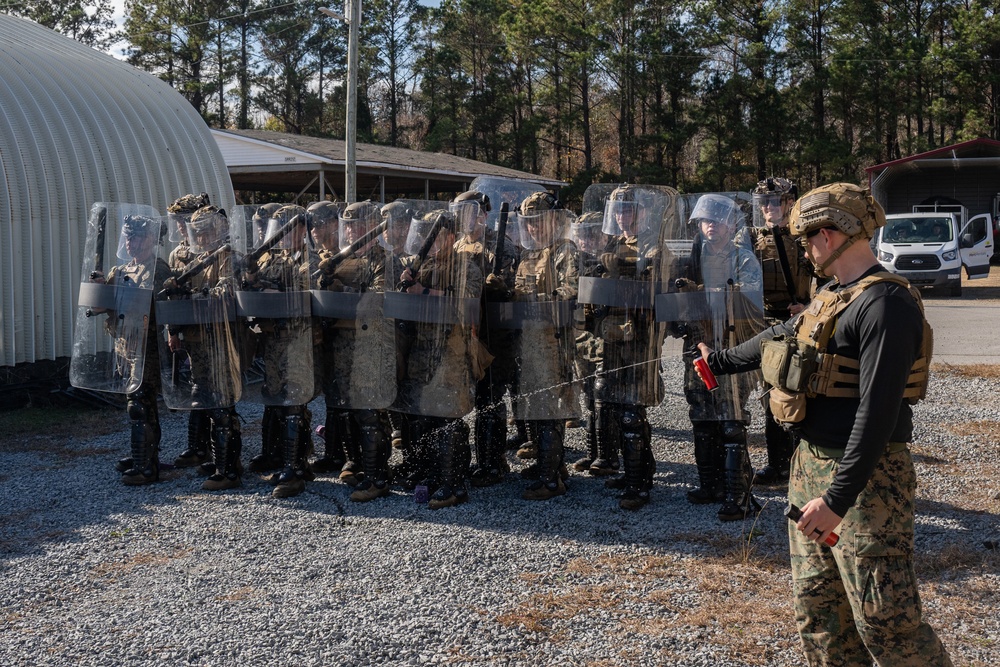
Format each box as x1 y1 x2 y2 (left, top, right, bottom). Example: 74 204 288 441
167 211 192 244
70 203 164 394
468 176 545 234
385 224 484 418
515 209 575 251
656 199 765 421
449 200 484 233
338 210 381 253
499 230 581 420
311 220 396 410
232 210 316 406
578 185 681 407
379 199 445 251
154 208 242 410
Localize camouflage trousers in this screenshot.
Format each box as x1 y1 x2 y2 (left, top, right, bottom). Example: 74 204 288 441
789 440 952 667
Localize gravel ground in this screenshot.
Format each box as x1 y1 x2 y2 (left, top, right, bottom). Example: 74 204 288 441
1 349 998 666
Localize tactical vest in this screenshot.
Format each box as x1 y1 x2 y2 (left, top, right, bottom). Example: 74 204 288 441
760 271 932 422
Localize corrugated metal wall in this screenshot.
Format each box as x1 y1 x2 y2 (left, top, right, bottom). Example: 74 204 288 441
876 166 1000 218
0 15 235 367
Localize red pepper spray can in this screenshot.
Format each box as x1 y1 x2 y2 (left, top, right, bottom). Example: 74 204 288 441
693 357 719 391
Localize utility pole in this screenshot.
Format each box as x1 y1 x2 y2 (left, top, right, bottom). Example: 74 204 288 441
319 2 359 203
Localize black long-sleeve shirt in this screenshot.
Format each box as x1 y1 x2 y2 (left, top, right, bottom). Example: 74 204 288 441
708 264 923 517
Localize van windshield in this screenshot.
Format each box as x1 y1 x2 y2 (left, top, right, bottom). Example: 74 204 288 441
884 217 952 243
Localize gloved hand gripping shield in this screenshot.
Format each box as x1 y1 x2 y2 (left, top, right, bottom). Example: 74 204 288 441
310 200 397 410
577 184 679 406
71 203 165 394
233 206 317 406
386 210 485 419
154 206 243 410
656 193 765 422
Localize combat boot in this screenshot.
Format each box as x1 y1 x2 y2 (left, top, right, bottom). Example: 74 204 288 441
350 411 392 503
273 409 309 498
202 411 242 491
754 418 792 485
589 402 620 477
507 417 529 450
523 421 567 501
311 409 349 474
121 397 160 486
618 409 650 510
174 410 213 469
249 406 284 473
718 425 761 521
429 421 470 509
687 423 724 504
470 405 509 487
338 412 364 486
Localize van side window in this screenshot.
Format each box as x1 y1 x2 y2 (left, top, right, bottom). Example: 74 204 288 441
968 218 988 244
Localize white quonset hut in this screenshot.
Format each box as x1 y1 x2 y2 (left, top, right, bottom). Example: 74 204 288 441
0 15 235 368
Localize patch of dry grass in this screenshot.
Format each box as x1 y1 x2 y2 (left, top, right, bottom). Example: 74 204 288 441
931 362 1000 380
944 420 1000 440
90 546 193 580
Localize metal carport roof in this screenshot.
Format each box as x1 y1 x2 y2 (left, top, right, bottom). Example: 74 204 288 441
213 129 565 202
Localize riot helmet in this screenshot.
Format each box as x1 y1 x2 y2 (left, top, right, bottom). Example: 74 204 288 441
339 200 381 252
404 209 457 257
516 191 569 250
264 205 310 249
187 205 229 253
253 203 282 246
308 201 340 250
450 190 491 233
602 184 641 237
118 214 161 261
167 192 211 242
690 194 744 248
571 211 609 255
380 201 414 250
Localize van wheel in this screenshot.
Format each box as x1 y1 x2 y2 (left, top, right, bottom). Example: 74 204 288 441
949 281 962 297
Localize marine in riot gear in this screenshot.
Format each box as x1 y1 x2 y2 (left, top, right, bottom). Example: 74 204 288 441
579 183 677 510
388 209 484 509
236 204 319 498
672 194 764 521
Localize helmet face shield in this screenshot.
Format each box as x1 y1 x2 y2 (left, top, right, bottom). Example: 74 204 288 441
117 215 161 261
603 200 640 236
339 217 378 252
186 208 228 253
516 210 572 250
571 215 609 255
449 200 483 233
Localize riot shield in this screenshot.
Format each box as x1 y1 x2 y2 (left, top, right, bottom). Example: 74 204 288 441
495 208 581 420
577 184 679 406
154 207 243 410
311 202 397 410
386 211 484 419
71 203 165 394
656 193 764 422
233 206 317 406
468 176 545 236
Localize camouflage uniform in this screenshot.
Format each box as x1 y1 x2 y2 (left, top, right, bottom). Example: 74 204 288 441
452 190 519 488
316 200 397 502
750 178 813 484
391 210 484 509
166 193 214 472
707 183 951 666
161 205 244 490
104 219 172 485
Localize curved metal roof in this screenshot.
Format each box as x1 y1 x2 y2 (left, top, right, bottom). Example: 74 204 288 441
0 15 235 366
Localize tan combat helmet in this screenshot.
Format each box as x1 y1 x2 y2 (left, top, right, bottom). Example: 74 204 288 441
168 192 211 214
790 183 887 275
519 190 561 213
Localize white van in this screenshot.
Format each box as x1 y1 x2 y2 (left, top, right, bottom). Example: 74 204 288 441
875 210 993 296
